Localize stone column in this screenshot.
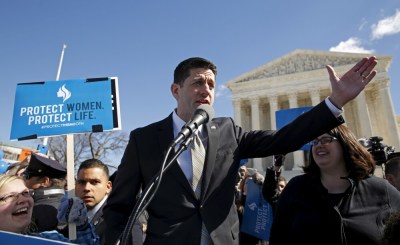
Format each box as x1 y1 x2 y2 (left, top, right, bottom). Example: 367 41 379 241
309 88 321 106
232 98 242 126
268 95 278 130
287 91 298 108
354 91 373 137
250 97 263 171
377 80 400 149
287 91 305 169
250 98 261 130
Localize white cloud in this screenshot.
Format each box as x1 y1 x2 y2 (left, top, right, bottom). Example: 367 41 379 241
329 37 374 54
215 84 228 98
371 9 400 40
359 18 368 31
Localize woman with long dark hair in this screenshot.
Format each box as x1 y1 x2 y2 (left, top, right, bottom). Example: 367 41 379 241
269 124 400 245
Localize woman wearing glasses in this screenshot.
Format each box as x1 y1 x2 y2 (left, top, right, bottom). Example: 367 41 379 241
0 174 99 244
268 124 400 245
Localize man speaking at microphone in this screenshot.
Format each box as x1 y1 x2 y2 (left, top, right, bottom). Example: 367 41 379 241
103 56 378 245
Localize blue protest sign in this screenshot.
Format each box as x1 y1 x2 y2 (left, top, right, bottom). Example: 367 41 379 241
0 230 73 245
10 77 121 140
0 150 9 173
240 180 273 240
276 106 313 151
239 159 248 167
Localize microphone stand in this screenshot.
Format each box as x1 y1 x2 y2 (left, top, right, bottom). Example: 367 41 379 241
117 133 196 245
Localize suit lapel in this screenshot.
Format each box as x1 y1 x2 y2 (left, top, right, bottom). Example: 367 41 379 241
91 201 106 226
157 114 194 196
201 121 219 200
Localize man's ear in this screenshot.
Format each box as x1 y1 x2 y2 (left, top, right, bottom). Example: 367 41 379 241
40 176 51 187
107 180 112 194
171 83 180 100
385 174 395 185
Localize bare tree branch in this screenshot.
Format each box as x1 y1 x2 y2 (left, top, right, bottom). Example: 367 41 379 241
46 131 128 171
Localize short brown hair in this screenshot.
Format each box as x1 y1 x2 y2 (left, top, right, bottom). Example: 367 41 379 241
173 57 217 86
77 159 110 179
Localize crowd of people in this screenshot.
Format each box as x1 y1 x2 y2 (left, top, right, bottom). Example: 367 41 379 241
1 55 400 245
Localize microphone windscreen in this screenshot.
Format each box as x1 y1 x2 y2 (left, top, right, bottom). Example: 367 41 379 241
196 104 215 122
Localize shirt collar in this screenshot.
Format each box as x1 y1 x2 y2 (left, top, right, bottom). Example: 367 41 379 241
87 195 108 222
172 110 204 138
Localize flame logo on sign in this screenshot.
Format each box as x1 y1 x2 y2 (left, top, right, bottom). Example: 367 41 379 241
57 84 71 103
248 202 257 211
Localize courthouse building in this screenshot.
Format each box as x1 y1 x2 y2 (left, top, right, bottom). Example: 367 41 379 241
226 49 400 175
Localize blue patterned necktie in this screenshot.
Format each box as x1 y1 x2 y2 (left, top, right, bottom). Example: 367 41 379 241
191 134 212 245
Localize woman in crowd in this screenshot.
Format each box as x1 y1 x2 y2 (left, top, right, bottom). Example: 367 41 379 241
0 174 99 244
269 124 400 245
235 166 266 245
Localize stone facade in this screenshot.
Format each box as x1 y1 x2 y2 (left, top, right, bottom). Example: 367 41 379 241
225 49 400 175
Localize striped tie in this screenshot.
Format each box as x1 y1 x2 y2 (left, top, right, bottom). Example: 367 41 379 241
191 134 212 245
191 133 205 198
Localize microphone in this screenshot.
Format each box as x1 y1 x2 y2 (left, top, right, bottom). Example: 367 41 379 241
172 104 214 147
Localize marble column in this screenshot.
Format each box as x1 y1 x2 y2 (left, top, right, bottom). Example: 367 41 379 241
354 91 373 137
287 91 305 169
232 98 242 126
268 95 278 130
309 88 321 106
250 97 263 171
250 98 261 130
377 80 400 149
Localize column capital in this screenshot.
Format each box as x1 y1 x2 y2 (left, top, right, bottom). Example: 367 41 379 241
232 97 242 106
369 80 390 98
267 94 278 103
308 88 320 97
377 79 390 89
249 97 260 105
286 90 298 98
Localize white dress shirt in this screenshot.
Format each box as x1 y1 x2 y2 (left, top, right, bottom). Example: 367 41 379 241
172 110 208 183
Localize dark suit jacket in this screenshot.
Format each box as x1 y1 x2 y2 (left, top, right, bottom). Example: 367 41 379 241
91 198 143 245
103 101 343 245
91 201 107 245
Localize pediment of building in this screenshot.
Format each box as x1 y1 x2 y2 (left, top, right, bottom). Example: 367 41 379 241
226 49 391 85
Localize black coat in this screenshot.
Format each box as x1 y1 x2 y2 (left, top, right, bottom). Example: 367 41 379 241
261 167 280 214
91 199 143 245
269 174 400 245
31 187 65 232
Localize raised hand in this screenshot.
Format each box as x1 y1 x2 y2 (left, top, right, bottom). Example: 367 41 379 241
326 56 377 108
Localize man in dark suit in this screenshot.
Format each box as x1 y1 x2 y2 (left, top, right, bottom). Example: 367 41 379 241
74 159 112 244
74 159 142 245
103 56 378 245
